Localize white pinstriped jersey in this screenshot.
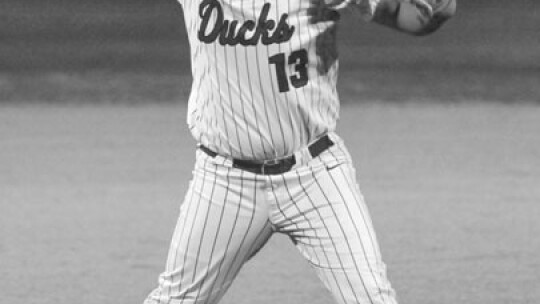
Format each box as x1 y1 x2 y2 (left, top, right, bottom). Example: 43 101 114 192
182 0 379 160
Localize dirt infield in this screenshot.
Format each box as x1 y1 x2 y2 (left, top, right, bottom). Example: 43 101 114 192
1 103 538 304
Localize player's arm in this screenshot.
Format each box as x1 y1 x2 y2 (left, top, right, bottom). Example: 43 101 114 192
372 0 456 36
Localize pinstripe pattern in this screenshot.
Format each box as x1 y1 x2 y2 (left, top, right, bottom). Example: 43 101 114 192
145 135 397 304
146 0 398 303
184 0 379 160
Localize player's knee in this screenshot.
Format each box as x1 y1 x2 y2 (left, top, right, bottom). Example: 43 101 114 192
362 276 398 304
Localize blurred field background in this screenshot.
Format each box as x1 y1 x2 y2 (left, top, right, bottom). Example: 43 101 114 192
1 0 539 103
1 1 540 304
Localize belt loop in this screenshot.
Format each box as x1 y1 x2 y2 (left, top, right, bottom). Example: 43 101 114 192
209 152 234 168
294 145 312 167
217 155 234 168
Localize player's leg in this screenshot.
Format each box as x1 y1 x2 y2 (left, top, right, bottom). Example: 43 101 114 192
144 151 273 304
283 140 398 304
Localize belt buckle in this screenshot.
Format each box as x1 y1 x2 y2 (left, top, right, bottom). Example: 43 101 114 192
261 158 281 175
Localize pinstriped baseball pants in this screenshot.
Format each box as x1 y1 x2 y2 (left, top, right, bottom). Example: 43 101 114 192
144 133 398 304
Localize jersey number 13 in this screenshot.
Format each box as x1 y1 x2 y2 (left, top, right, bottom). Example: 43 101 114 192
269 49 309 93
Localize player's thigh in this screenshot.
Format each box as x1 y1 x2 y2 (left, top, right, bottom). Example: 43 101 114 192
293 162 396 304
147 157 273 304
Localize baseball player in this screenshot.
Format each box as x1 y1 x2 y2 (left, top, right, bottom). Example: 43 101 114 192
144 0 455 303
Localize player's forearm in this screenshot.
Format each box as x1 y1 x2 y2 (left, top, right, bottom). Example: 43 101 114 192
372 0 456 36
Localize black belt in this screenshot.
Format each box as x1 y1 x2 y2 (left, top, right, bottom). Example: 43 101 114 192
199 135 334 175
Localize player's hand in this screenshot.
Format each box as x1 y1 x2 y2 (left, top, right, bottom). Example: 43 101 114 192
374 0 456 36
404 0 457 35
408 0 433 18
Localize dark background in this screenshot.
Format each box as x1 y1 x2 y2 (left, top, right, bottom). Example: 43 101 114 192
1 0 539 102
